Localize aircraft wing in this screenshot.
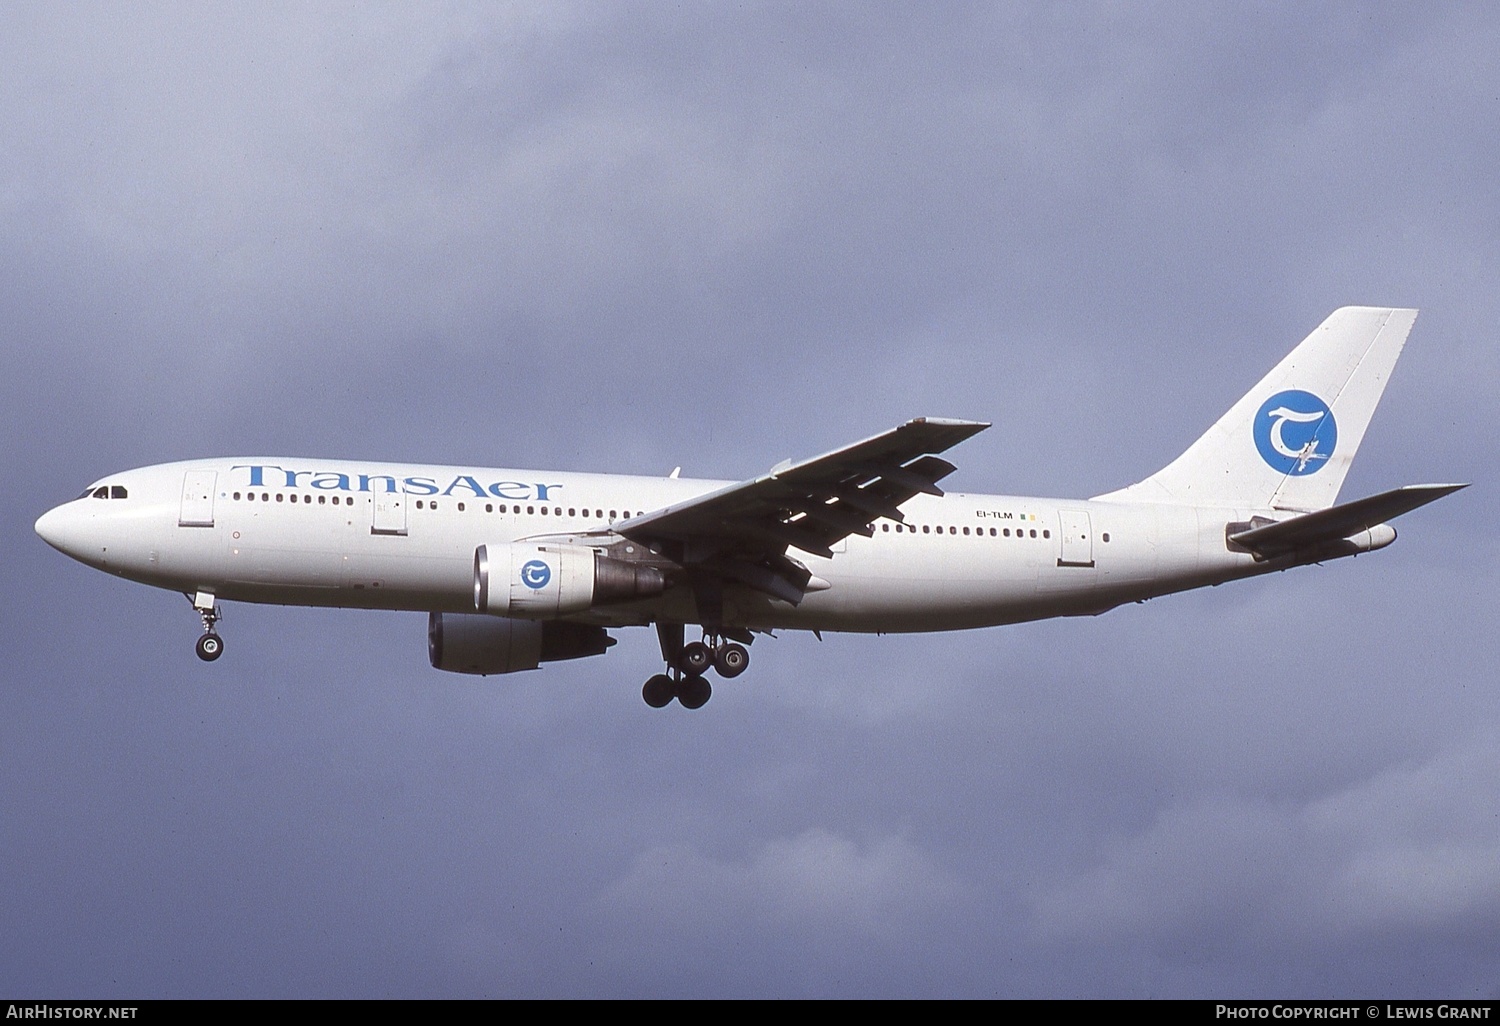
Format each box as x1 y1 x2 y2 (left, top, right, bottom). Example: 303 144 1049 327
1229 483 1467 559
616 418 988 604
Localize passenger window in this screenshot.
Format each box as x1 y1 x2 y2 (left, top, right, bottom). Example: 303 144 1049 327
457 502 465 512
318 495 326 505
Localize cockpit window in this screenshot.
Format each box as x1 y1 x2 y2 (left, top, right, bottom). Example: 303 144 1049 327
83 485 129 499
111 486 128 499
92 486 109 499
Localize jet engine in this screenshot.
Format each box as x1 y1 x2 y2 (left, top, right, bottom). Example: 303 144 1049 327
473 542 666 617
428 611 615 675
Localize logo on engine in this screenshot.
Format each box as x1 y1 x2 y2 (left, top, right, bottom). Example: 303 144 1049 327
520 559 551 589
1253 389 1336 476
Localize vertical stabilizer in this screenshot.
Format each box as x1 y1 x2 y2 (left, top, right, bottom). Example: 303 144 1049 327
1093 307 1418 510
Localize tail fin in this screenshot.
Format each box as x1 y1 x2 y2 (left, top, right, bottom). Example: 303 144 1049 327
1093 307 1418 510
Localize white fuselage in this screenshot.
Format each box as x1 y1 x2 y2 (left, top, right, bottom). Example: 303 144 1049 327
37 457 1288 635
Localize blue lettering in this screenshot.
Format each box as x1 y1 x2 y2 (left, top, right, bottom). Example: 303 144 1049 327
489 481 531 500
231 464 279 487
443 475 489 498
229 466 560 500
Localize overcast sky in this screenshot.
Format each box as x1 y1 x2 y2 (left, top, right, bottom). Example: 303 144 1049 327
3 2 1496 998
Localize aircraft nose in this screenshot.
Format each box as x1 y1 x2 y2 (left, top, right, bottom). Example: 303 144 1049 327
35 502 93 560
35 505 65 548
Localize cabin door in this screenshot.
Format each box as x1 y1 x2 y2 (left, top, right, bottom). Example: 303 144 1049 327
179 471 217 527
1057 509 1095 567
371 491 409 536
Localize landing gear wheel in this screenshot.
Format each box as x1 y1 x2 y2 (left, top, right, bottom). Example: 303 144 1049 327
196 633 223 662
678 641 713 676
713 642 749 678
677 675 712 709
642 674 675 708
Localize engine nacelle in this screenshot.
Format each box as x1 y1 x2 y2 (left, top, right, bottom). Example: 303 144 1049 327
473 542 665 617
428 612 615 675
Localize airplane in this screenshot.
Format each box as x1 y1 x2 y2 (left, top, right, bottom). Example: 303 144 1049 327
34 307 1465 709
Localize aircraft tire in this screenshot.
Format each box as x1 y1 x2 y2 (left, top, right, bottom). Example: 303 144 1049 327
642 674 675 708
714 642 749 678
677 675 712 710
196 633 224 662
678 642 713 676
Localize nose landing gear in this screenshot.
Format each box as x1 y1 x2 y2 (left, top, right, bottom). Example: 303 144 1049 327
190 592 224 662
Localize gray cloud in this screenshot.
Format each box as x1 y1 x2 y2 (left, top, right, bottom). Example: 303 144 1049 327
3 1 1495 998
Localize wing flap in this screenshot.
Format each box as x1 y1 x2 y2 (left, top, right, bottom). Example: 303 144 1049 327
618 418 986 542
617 418 988 602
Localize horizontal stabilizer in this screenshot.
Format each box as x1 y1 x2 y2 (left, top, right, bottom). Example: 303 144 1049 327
1228 483 1466 557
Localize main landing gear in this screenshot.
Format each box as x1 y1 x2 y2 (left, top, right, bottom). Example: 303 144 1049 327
190 591 224 662
643 626 750 709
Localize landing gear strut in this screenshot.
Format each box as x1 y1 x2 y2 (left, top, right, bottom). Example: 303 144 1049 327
191 591 223 662
641 625 751 708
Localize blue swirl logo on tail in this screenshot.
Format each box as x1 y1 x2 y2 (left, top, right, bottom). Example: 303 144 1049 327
1254 390 1336 475
520 559 552 589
